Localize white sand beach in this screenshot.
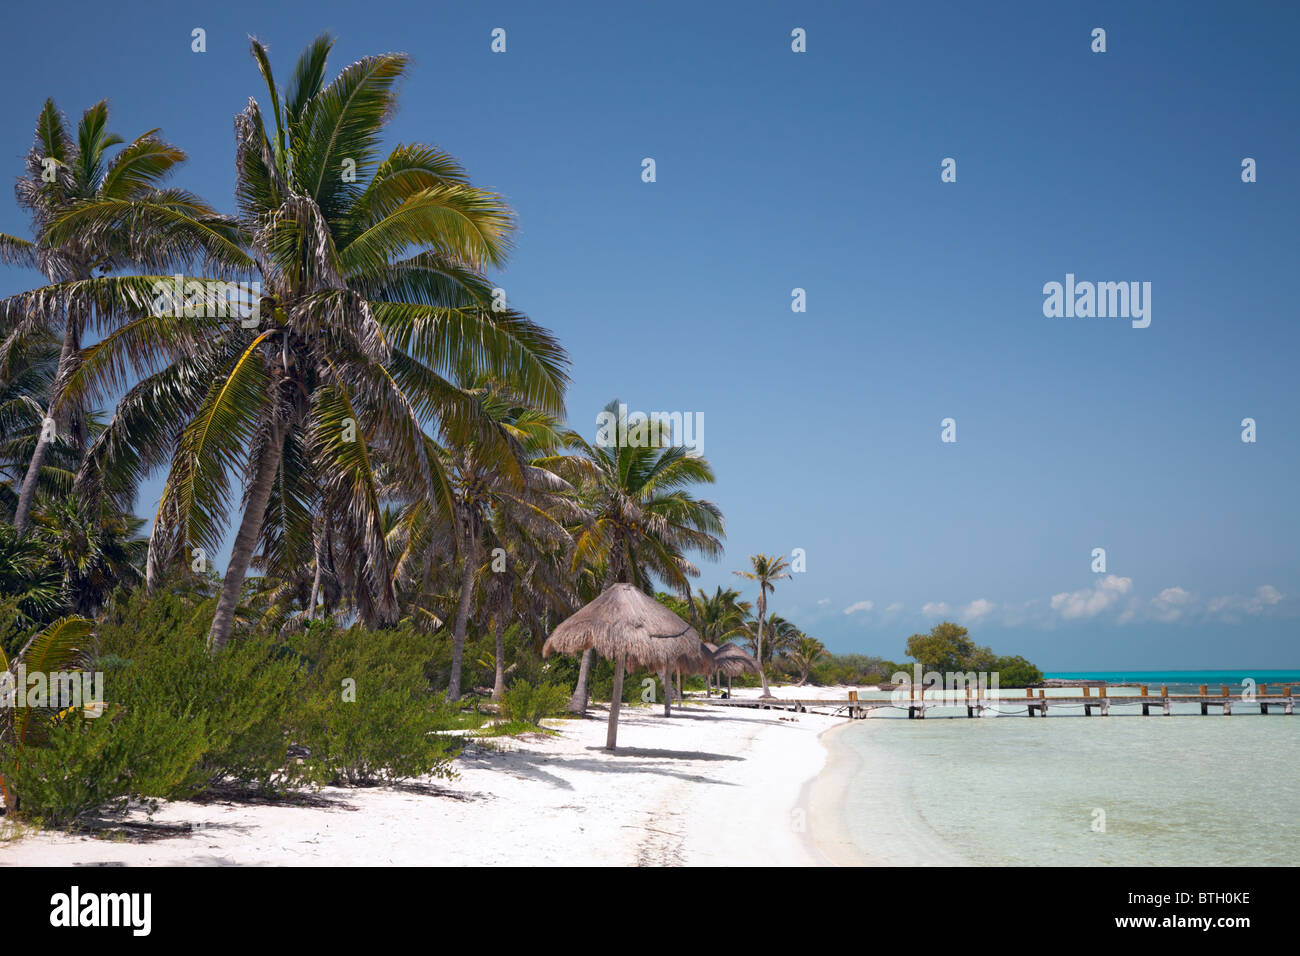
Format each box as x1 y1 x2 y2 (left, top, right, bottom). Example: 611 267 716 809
0 687 870 867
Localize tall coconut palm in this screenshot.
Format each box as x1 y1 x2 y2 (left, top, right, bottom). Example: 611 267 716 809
38 37 568 650
0 99 240 532
733 553 791 696
546 399 724 714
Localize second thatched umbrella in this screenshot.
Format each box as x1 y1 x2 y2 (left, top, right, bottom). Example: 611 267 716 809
542 584 706 749
674 641 717 701
712 642 760 695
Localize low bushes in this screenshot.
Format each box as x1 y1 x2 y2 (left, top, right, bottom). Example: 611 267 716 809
290 625 458 786
0 705 206 828
1 593 463 827
498 680 568 726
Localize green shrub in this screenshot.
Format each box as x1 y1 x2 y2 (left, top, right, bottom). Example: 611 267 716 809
290 626 458 786
2 706 206 828
111 629 310 795
93 588 311 795
499 680 569 726
586 659 657 704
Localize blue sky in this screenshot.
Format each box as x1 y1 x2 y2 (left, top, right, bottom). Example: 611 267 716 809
2 1 1296 668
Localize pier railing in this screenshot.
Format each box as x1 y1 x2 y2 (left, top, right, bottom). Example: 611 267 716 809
703 684 1296 719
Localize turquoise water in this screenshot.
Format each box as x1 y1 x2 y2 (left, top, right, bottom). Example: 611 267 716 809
1046 670 1300 693
826 697 1300 866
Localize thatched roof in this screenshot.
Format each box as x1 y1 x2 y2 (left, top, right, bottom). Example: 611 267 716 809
711 642 759 677
680 641 716 676
542 584 706 672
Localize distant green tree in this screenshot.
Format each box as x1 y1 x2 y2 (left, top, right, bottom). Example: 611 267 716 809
904 622 1040 687
992 655 1042 687
905 622 988 674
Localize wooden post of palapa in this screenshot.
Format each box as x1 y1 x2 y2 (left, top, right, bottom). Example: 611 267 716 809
606 658 624 750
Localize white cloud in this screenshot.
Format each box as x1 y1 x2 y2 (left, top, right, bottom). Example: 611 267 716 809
1209 585 1285 617
817 597 831 607
921 601 951 617
1150 586 1194 622
960 598 996 623
843 600 873 615
1049 575 1133 620
885 602 903 614
1254 585 1284 607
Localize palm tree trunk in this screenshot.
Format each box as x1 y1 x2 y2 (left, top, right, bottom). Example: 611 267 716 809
13 314 80 533
447 530 477 700
568 563 622 714
492 613 506 700
208 426 285 651
757 594 771 696
661 670 671 716
568 649 595 714
307 516 324 622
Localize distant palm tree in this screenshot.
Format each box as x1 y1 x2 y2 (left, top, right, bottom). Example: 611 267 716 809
688 585 750 693
0 525 64 638
788 634 828 685
692 586 750 643
740 611 800 668
0 99 238 532
545 400 724 713
30 495 146 618
734 553 791 696
38 37 567 650
429 380 576 699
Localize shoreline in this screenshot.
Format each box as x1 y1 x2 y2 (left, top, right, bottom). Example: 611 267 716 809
803 719 866 866
803 714 973 867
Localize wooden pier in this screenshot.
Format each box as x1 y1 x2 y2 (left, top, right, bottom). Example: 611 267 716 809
705 684 1297 719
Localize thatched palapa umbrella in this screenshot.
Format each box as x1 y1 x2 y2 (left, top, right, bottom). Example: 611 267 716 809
712 642 759 695
543 584 706 749
675 641 716 701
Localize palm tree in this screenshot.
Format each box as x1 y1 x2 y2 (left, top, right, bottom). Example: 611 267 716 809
545 400 724 713
0 99 239 533
687 585 750 693
0 524 64 640
691 586 751 645
38 37 568 650
29 494 146 618
788 634 828 685
733 553 791 696
0 329 67 519
740 611 800 668
430 380 576 699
